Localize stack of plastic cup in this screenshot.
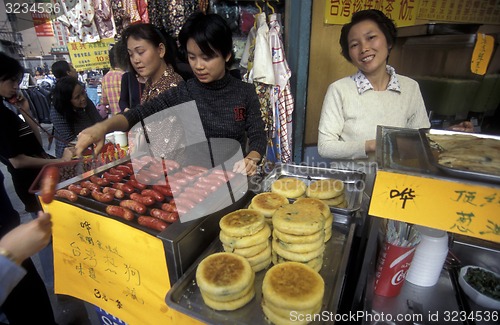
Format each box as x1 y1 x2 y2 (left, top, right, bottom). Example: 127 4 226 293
405 226 449 287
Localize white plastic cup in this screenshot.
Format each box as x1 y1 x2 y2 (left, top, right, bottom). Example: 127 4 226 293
105 133 115 144
406 226 449 287
114 131 128 147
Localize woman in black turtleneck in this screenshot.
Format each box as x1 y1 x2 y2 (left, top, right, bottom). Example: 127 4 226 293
76 12 266 176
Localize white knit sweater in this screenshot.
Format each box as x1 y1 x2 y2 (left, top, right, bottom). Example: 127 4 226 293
318 74 430 159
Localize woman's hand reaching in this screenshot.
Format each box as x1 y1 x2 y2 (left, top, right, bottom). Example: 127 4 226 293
447 121 474 133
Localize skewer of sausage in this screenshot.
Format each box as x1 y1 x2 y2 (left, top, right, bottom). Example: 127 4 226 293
40 166 60 204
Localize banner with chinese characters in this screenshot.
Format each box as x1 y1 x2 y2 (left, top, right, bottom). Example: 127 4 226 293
417 0 500 24
324 0 420 27
44 200 174 325
32 12 54 36
68 38 114 71
369 170 500 243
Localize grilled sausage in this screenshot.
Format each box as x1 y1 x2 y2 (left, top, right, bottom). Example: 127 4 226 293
161 203 177 213
126 179 147 190
119 199 147 214
102 187 125 199
116 165 133 175
112 182 134 194
141 189 165 202
130 193 155 206
91 190 114 203
105 205 135 221
81 180 100 192
90 175 110 186
68 184 91 196
109 167 127 177
150 208 179 223
103 172 122 183
137 216 168 231
55 189 77 202
40 166 60 204
152 185 173 197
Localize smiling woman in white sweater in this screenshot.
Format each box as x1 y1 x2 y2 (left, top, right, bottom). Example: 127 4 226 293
318 9 431 160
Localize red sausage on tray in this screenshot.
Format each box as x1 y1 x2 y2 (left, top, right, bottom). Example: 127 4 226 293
126 179 147 190
116 165 133 175
90 175 110 186
105 205 135 221
68 184 91 196
137 216 169 231
55 189 77 202
150 208 179 223
103 172 122 183
81 180 100 192
102 187 125 199
141 189 165 202
40 166 60 204
112 182 135 194
130 193 155 206
91 190 114 203
119 199 147 214
161 203 177 213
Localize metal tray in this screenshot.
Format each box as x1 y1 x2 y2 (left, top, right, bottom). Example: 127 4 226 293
166 221 356 325
419 128 500 184
259 164 365 215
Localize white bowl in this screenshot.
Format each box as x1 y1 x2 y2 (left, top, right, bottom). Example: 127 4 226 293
458 265 500 310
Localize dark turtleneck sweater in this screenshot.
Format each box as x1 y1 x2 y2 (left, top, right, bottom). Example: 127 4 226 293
123 72 266 156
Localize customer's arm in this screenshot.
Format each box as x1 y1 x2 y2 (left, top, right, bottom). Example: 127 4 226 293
0 211 52 305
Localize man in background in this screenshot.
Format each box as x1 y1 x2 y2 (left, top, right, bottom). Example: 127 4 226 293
100 43 126 116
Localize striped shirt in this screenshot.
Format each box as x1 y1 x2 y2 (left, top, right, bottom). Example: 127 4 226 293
101 69 125 115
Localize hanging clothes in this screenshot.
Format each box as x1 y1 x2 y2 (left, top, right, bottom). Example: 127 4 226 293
92 0 117 39
136 0 150 23
252 12 275 85
111 0 127 35
57 0 100 43
268 13 293 163
148 0 198 39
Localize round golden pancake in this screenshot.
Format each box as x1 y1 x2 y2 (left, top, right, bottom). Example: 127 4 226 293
251 256 272 273
247 243 272 266
196 252 253 297
306 178 344 199
293 197 330 219
320 193 345 207
201 286 255 311
201 272 255 302
272 204 324 235
272 242 324 262
274 236 324 253
273 228 324 244
324 228 332 242
219 223 271 249
324 214 333 230
262 262 325 310
336 199 348 208
219 209 265 237
262 302 316 325
271 178 307 199
272 251 323 273
251 192 290 217
263 298 322 320
223 240 269 257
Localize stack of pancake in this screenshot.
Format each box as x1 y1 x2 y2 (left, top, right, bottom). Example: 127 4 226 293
270 177 307 199
196 252 255 310
248 192 290 227
271 204 325 272
306 178 347 208
293 197 333 242
219 209 272 272
261 262 324 324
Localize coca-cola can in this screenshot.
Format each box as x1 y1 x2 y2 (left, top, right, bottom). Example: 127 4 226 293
374 241 416 297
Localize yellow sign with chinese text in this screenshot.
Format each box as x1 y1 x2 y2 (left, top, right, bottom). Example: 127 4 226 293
68 38 114 71
471 33 494 76
45 200 174 325
324 0 420 27
417 0 500 24
369 170 500 243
